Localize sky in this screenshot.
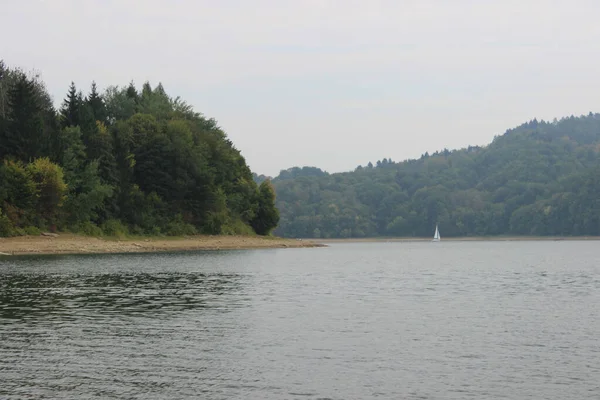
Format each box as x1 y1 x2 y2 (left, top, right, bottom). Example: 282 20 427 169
2 0 600 176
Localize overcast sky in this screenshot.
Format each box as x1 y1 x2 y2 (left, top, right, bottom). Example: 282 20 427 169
2 0 600 176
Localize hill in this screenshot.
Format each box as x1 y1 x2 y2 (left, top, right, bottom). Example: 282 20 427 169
0 60 279 237
271 114 600 238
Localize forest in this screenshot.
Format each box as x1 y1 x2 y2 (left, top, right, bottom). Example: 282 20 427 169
269 114 600 238
0 60 279 237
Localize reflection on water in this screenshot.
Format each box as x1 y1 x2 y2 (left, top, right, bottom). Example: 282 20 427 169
1 242 600 399
0 272 247 320
0 251 258 400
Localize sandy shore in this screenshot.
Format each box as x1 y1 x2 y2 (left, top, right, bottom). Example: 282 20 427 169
0 234 325 256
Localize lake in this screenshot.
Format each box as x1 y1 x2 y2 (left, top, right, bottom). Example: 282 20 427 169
1 241 599 399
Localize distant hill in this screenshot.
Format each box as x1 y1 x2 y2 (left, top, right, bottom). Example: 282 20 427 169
270 113 600 238
252 173 272 185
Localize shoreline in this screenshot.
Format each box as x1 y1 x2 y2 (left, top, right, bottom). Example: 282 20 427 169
314 236 600 243
2 234 598 256
0 234 325 256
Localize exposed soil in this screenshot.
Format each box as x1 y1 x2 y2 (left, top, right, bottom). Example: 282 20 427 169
0 234 325 256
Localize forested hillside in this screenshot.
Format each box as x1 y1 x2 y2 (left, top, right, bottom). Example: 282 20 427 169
0 60 279 237
272 115 600 238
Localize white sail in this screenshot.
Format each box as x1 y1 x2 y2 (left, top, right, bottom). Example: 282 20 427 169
433 225 440 242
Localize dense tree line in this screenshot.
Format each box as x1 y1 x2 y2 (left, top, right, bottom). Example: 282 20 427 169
0 60 279 237
272 115 600 238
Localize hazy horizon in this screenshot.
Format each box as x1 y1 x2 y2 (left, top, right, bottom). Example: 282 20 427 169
3 0 600 176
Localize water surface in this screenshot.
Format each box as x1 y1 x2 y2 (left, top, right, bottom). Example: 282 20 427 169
1 241 599 399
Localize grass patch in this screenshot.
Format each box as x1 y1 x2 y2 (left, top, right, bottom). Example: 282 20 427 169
23 226 42 236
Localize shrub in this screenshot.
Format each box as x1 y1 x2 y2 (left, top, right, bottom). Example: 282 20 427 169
23 226 42 236
12 227 27 236
130 225 145 236
74 221 104 237
148 226 162 236
165 214 197 236
0 209 15 237
221 218 255 236
101 219 129 238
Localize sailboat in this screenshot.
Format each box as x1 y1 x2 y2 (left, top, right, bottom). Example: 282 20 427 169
432 224 440 242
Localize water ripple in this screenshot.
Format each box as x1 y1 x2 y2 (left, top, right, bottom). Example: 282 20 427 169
1 242 600 399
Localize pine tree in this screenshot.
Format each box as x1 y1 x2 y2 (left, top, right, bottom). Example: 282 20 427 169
125 81 138 101
2 73 44 162
0 61 6 150
86 81 107 123
0 60 8 119
59 82 81 128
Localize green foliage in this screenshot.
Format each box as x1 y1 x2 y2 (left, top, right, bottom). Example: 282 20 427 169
59 126 113 226
73 221 104 237
164 214 197 236
251 180 280 235
202 189 229 234
59 82 82 129
0 59 278 237
0 159 38 226
221 218 256 236
272 115 600 238
104 85 137 122
23 226 41 236
26 158 67 227
87 121 118 186
2 73 45 162
63 159 113 226
0 207 15 237
101 219 129 238
149 226 162 236
252 172 271 185
86 81 107 123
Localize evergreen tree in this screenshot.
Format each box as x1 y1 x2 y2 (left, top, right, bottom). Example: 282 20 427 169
0 61 280 237
59 82 82 128
125 81 138 102
2 73 44 162
86 81 107 123
0 60 8 119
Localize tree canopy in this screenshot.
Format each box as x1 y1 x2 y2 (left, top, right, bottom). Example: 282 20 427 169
271 115 600 238
0 60 278 237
